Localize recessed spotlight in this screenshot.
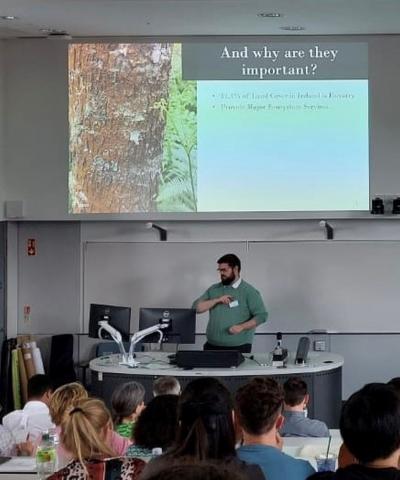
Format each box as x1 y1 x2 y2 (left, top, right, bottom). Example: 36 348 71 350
257 12 282 18
280 25 305 31
0 15 18 20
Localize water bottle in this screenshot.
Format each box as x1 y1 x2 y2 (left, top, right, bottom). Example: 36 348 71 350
151 447 162 459
36 432 56 479
48 427 59 447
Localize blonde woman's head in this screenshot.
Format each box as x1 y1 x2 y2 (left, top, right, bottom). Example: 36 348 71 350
61 398 114 465
49 382 88 426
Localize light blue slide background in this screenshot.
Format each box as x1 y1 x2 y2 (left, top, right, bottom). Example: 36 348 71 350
196 80 369 212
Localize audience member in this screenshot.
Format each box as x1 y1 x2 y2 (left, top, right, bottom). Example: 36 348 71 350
126 394 179 459
51 382 130 465
141 461 247 480
235 377 315 480
336 378 400 470
111 381 145 439
388 377 400 393
48 398 145 480
2 374 54 441
49 382 88 426
281 377 329 437
309 382 400 479
0 403 14 455
337 443 357 469
143 377 264 480
153 376 181 397
49 382 89 466
0 425 15 455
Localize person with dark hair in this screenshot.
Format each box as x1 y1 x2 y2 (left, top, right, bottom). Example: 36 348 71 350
153 376 181 397
141 461 247 480
333 380 400 469
236 377 315 480
310 382 400 479
388 377 400 393
126 394 179 459
143 378 264 479
281 377 329 437
193 253 267 353
111 381 145 438
27 375 54 399
2 374 54 441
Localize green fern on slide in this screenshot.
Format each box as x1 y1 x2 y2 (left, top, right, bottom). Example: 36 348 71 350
157 178 197 212
156 44 197 212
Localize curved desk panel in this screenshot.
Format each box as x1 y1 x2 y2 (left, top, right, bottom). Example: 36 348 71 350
90 352 343 427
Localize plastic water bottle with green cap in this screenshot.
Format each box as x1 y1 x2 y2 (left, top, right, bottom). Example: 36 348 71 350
36 432 56 479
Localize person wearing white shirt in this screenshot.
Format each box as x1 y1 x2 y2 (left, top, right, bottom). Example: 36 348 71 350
0 425 15 455
2 374 54 443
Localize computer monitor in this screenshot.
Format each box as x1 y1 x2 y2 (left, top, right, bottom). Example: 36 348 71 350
88 304 131 342
139 308 196 344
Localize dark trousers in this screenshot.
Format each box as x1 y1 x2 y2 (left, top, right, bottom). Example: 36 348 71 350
203 341 252 354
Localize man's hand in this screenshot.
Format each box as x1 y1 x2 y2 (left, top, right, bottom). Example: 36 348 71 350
195 295 233 313
17 440 35 456
229 324 244 335
218 295 234 305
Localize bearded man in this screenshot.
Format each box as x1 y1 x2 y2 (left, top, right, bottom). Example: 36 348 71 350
192 253 268 353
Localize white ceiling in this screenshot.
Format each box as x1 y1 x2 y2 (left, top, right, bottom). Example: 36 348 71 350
0 0 399 39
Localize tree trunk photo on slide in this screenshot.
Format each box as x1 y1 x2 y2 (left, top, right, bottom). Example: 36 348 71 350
69 43 172 213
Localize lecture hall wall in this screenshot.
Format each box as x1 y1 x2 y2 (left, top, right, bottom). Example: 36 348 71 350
2 38 400 398
0 41 5 214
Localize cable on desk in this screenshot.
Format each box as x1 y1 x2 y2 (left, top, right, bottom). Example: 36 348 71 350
248 355 262 366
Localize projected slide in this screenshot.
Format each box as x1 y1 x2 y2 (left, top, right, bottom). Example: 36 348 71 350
68 42 368 214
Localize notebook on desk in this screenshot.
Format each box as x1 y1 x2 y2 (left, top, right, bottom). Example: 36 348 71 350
0 456 36 472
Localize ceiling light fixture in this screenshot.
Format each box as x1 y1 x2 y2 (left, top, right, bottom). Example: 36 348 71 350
39 28 71 39
40 28 68 34
257 12 282 18
47 33 72 40
280 25 305 31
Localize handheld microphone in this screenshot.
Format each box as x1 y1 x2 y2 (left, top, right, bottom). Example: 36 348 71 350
295 337 310 365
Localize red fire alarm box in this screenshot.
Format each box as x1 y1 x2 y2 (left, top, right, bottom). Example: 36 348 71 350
27 238 36 256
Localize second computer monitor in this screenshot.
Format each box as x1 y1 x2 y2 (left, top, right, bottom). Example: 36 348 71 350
139 308 196 344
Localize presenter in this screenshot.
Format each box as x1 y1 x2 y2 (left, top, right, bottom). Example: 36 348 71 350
192 254 267 353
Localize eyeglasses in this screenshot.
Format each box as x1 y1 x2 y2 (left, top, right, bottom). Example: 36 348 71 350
217 267 232 274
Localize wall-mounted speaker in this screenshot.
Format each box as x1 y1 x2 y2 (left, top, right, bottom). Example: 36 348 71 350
5 200 24 219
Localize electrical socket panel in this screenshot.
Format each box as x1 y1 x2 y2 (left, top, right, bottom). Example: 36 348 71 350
314 340 326 351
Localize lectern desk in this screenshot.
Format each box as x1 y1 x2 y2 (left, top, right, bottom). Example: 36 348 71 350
90 351 343 427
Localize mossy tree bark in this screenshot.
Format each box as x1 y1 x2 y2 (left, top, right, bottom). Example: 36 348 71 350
69 43 172 213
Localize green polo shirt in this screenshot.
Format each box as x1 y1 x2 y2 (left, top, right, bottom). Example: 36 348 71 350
192 280 268 347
